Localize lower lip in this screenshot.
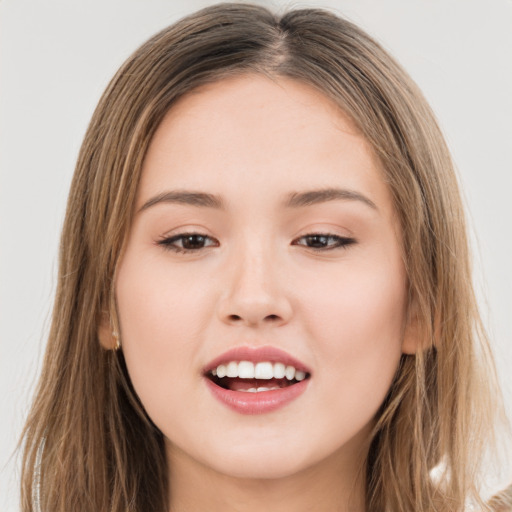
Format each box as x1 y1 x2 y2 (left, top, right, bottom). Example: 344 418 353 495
204 377 309 415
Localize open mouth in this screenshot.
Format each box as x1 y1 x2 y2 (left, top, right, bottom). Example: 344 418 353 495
205 361 311 393
203 355 311 414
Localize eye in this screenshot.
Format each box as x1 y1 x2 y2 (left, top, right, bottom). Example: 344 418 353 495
292 233 356 251
157 232 219 253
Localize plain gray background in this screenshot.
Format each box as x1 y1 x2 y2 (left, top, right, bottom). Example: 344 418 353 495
1 0 511 510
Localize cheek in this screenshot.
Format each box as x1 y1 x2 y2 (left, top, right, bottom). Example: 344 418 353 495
300 253 406 410
115 252 213 407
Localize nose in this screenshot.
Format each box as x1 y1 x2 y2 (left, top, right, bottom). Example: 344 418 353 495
216 240 293 328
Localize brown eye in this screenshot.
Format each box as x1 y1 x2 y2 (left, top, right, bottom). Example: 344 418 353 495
293 233 356 251
181 234 208 249
158 233 218 253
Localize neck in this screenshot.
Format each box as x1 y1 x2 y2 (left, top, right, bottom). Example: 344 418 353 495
166 438 368 512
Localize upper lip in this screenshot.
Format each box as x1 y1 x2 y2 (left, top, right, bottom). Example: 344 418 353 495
203 345 311 375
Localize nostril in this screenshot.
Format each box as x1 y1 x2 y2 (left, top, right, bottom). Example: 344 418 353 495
226 313 281 323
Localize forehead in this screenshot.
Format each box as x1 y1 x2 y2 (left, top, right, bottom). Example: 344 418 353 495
138 74 394 219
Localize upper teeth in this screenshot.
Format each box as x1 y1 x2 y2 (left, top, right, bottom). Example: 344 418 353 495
211 361 306 381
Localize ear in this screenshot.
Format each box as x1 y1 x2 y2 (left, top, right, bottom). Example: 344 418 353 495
401 296 422 355
98 310 117 350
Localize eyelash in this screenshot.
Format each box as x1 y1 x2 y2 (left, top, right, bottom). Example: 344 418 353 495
158 233 219 254
157 232 356 254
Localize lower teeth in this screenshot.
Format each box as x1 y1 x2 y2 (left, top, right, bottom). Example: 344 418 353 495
238 386 280 393
211 376 305 391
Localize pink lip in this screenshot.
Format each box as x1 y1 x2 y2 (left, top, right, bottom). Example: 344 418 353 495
203 345 311 374
204 377 309 415
203 345 311 415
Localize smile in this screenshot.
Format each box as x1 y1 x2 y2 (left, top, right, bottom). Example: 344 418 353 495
203 347 311 414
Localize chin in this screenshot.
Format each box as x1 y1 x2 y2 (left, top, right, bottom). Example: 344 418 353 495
214 454 312 480
195 434 336 481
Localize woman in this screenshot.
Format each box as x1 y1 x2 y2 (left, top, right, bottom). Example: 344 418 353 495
19 3 510 511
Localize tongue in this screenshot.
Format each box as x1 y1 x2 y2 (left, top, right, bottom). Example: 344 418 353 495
225 378 292 392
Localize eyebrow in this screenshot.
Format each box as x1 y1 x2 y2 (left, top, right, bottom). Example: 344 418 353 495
139 191 225 212
284 188 377 210
138 187 377 213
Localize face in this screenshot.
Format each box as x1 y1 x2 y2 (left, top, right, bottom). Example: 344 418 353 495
114 74 414 480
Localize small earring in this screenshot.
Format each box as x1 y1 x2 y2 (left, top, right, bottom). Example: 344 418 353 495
112 331 121 351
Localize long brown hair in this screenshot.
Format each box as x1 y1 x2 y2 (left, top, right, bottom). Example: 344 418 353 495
20 3 509 511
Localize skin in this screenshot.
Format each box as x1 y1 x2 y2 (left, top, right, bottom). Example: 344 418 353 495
107 74 418 512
